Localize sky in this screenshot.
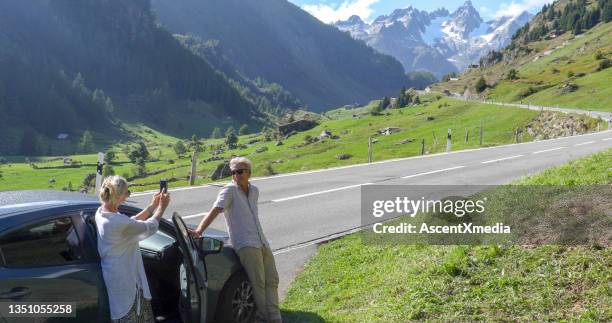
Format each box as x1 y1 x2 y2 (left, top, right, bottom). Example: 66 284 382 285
289 0 555 24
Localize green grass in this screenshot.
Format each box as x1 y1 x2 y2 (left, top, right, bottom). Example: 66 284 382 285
434 22 612 112
0 97 553 192
281 149 612 322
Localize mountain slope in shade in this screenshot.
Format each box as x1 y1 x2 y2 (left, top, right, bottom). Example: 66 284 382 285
0 0 265 154
334 1 533 77
151 0 410 111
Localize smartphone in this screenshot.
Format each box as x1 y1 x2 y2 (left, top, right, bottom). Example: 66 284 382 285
160 178 168 193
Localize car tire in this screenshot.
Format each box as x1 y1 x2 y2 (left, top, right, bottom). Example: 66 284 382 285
216 271 256 323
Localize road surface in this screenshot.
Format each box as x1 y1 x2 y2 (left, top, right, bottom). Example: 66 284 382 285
130 130 612 298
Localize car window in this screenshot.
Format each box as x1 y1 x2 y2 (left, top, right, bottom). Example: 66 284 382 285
0 217 83 267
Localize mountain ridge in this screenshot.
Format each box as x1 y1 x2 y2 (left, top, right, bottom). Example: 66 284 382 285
151 0 413 112
333 1 533 77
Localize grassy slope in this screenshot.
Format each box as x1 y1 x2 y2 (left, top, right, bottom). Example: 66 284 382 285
0 96 546 191
281 149 612 322
432 22 612 112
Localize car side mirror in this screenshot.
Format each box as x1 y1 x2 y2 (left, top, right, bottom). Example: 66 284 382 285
197 237 224 256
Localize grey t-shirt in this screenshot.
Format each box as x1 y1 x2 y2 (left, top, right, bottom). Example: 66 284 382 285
213 181 269 251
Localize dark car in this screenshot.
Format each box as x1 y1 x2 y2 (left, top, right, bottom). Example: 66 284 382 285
0 190 255 322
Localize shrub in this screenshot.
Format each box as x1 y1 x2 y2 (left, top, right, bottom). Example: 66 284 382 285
596 59 611 71
505 68 519 80
475 77 487 93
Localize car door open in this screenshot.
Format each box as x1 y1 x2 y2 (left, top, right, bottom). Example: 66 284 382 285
172 212 207 323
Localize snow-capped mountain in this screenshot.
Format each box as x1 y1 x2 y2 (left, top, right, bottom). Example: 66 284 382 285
333 0 533 77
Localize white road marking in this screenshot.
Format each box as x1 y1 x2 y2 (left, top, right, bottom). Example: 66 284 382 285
481 154 524 164
130 130 612 198
602 137 612 141
574 141 596 146
532 147 565 154
271 183 373 203
401 166 466 179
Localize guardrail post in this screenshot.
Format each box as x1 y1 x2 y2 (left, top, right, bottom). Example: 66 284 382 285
368 137 372 163
446 129 452 152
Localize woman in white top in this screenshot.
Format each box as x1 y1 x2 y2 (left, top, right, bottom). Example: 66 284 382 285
95 175 170 322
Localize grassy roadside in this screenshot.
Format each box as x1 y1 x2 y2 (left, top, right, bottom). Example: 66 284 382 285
1 96 559 192
281 149 612 322
432 22 612 112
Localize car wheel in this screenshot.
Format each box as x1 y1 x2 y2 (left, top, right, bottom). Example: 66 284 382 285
216 272 255 323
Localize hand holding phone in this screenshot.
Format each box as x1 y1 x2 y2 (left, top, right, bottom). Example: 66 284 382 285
160 178 168 193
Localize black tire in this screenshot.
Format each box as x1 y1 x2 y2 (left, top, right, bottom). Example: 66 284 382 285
216 272 256 323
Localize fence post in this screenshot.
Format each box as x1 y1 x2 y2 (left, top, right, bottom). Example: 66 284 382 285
446 129 452 152
421 139 425 155
479 126 483 146
368 137 372 163
515 128 519 143
432 131 438 148
465 129 469 143
189 151 198 186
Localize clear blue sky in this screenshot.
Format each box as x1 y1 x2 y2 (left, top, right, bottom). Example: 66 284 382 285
289 0 553 23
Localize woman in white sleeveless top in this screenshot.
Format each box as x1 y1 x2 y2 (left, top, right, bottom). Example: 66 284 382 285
95 175 170 322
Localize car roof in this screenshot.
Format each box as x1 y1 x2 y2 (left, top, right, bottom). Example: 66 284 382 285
0 190 101 216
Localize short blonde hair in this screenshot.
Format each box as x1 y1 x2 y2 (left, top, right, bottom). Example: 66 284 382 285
99 175 129 205
229 157 252 171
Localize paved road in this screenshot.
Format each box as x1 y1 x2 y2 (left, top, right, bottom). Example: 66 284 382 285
129 130 612 298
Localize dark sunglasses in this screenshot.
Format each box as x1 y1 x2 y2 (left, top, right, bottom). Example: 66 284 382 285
231 169 250 175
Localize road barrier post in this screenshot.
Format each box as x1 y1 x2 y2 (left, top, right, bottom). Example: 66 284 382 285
479 126 483 146
446 129 452 152
189 151 197 186
465 129 469 143
421 139 425 155
95 152 104 194
515 128 519 143
368 136 372 163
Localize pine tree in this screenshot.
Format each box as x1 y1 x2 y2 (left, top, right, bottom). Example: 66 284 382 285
225 126 235 137
190 134 203 153
239 124 249 136
78 131 95 153
475 77 487 93
210 127 221 139
174 141 187 158
225 131 238 149
20 131 40 156
573 22 582 35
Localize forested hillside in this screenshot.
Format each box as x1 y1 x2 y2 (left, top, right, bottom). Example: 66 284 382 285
0 0 262 155
151 0 411 111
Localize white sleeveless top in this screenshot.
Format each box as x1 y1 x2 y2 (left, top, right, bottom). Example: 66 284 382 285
95 208 159 319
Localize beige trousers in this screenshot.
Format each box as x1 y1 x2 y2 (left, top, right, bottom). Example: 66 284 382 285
237 245 282 322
